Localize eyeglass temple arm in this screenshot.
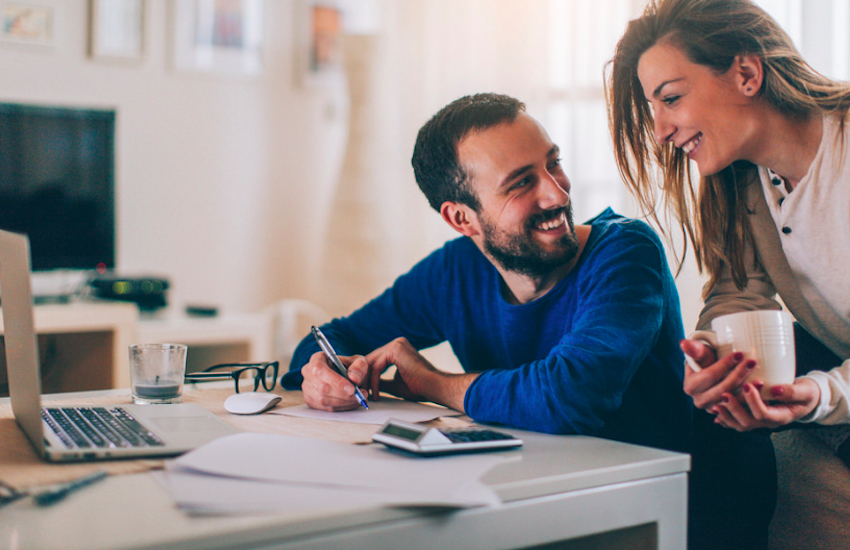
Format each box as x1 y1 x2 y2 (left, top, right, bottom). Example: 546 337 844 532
203 361 278 371
184 372 237 380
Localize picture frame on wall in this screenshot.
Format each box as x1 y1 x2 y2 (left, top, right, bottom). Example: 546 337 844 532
88 0 145 62
295 0 345 88
173 0 263 76
0 0 58 48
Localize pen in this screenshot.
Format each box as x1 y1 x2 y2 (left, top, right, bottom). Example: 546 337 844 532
33 470 108 506
311 326 369 410
0 479 26 507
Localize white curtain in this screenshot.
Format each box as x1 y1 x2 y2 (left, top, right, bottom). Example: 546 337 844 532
315 0 551 316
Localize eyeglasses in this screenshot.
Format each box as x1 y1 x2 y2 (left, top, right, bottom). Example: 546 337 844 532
184 361 280 394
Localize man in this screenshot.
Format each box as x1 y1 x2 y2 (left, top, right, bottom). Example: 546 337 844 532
282 93 690 452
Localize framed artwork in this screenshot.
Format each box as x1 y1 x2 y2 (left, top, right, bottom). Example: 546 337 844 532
0 1 57 47
173 0 263 76
295 0 345 88
89 0 145 62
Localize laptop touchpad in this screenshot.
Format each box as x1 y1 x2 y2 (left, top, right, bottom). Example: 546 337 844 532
150 417 226 432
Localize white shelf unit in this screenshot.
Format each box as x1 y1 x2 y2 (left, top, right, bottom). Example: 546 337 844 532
0 300 139 394
136 310 275 376
0 301 275 395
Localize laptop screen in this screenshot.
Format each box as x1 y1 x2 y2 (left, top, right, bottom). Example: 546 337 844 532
0 229 46 455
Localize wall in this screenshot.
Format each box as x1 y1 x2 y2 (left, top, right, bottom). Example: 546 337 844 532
0 0 708 334
0 0 349 313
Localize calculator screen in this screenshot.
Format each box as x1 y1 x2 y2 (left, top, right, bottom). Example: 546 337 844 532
382 424 422 441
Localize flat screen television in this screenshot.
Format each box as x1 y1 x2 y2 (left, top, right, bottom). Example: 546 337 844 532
0 102 115 271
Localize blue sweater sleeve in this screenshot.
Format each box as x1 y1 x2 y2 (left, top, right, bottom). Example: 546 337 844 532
463 223 674 435
283 243 458 388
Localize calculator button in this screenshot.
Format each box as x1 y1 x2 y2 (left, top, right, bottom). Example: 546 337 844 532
441 428 517 443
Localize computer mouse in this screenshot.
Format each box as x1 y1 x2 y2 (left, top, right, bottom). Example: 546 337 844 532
223 392 282 415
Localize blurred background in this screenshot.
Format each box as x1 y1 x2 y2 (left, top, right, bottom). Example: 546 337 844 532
0 0 844 355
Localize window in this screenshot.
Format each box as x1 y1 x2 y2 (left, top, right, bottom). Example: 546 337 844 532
545 0 847 225
544 0 642 223
756 0 850 80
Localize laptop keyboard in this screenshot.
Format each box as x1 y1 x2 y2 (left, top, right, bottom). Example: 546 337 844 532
42 407 165 449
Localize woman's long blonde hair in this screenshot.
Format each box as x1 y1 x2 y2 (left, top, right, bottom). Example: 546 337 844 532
606 0 850 295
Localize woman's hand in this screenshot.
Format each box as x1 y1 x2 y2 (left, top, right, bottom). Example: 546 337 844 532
681 338 756 409
710 377 821 431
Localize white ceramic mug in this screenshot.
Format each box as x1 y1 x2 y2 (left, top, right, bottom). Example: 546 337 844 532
689 310 795 400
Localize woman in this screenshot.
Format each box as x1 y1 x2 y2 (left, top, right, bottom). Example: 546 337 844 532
606 0 850 549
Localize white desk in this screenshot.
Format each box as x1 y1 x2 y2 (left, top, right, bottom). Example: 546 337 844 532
0 389 690 550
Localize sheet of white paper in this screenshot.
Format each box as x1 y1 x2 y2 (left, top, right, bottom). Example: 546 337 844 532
270 397 460 425
170 433 503 508
155 466 492 515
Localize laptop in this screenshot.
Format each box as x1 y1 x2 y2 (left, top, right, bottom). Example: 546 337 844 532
0 229 239 462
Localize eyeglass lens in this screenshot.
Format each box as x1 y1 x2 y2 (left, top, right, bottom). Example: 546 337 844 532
232 364 278 393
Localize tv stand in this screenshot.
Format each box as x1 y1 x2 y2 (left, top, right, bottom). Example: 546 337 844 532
30 270 92 302
137 309 274 375
0 300 138 396
0 301 275 397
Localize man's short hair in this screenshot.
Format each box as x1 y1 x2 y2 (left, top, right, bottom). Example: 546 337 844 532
412 93 526 212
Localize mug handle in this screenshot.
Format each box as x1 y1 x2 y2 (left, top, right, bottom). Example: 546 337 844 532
684 330 720 372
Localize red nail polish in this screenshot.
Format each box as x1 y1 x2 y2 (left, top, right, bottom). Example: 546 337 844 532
771 386 784 397
745 360 756 369
721 395 729 403
743 384 751 393
733 352 744 361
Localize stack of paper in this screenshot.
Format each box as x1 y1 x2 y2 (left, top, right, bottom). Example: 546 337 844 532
158 433 506 515
271 397 462 425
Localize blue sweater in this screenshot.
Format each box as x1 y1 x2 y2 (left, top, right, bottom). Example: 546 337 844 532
285 209 691 452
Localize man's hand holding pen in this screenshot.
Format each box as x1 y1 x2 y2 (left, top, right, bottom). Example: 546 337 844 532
301 351 371 412
301 335 478 413
310 327 369 410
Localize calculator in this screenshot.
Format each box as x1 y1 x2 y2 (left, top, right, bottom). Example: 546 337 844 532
372 418 523 456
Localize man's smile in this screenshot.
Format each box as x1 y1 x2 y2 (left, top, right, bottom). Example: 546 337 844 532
530 209 568 233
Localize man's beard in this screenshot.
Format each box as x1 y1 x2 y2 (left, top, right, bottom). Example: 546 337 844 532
479 205 580 278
